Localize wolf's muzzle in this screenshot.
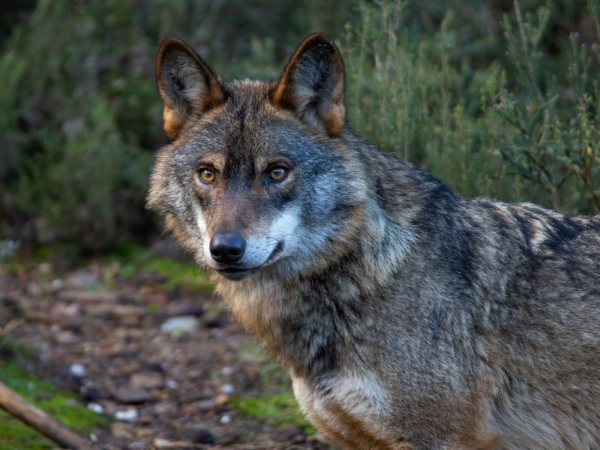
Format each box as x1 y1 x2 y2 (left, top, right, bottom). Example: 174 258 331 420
210 232 246 264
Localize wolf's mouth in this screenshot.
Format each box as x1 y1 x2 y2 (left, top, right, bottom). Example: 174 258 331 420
216 241 284 280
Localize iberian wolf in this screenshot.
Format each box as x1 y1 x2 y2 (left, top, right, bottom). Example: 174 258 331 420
147 33 600 449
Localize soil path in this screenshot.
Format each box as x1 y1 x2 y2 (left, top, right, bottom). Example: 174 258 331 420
0 260 332 450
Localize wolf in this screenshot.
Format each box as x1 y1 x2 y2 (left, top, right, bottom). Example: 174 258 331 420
147 33 600 449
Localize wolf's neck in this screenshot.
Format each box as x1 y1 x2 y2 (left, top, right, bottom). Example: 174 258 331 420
215 204 416 380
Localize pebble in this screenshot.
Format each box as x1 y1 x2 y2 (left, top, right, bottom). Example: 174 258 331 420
221 384 234 394
165 379 178 389
214 394 229 407
111 421 135 439
153 438 172 447
55 331 80 345
110 387 155 404
128 443 147 450
115 409 138 421
69 363 86 378
129 372 164 390
161 316 198 336
64 303 80 316
87 403 104 414
51 278 64 293
198 399 214 412
220 415 231 424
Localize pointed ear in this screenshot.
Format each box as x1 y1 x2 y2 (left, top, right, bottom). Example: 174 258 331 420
272 33 345 137
156 38 225 140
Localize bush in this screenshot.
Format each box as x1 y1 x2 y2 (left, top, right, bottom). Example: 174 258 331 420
1 0 598 255
342 0 600 215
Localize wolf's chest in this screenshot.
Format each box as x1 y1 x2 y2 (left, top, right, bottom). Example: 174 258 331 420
292 375 408 449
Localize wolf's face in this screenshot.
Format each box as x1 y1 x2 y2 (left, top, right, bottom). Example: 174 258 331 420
148 35 367 281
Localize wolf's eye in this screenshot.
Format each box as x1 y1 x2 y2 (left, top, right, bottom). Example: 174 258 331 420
199 168 215 183
268 167 288 183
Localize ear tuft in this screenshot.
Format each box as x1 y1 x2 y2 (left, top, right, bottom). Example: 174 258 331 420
272 33 345 137
156 38 224 140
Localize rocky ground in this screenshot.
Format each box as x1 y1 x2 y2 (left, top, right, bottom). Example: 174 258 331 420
0 256 333 450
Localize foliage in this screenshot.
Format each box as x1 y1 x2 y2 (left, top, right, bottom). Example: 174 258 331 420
0 0 358 253
342 0 600 214
1 0 599 256
484 0 600 214
343 3 503 200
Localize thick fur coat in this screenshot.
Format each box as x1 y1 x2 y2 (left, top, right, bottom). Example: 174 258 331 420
147 34 600 449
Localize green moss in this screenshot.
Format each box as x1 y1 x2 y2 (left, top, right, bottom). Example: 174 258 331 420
230 393 316 435
140 257 212 291
0 359 108 449
232 344 316 434
0 410 55 450
112 246 213 293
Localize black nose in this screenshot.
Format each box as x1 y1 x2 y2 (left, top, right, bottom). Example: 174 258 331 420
210 233 246 264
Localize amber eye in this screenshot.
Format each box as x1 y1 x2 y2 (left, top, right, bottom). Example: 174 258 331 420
268 167 288 182
199 168 215 183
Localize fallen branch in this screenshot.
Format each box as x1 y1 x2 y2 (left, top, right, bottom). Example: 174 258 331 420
0 381 91 449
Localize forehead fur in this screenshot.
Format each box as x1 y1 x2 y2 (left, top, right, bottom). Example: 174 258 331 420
177 78 338 163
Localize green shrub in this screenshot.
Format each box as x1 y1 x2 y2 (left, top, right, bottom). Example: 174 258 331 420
1 0 598 256
0 0 357 253
342 0 600 215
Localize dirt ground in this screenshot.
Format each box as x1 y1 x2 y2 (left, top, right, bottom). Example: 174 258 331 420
0 257 334 450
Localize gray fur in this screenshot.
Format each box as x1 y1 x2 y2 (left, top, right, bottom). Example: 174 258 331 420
148 35 600 450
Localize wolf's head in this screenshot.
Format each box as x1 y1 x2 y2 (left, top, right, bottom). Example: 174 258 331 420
147 34 370 281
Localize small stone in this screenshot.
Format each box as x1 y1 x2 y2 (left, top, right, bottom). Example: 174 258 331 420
64 303 80 317
121 314 140 326
98 400 119 415
165 380 178 389
198 399 214 412
137 428 154 438
221 384 234 394
220 415 231 424
153 438 172 447
128 443 147 450
129 372 164 390
154 401 177 416
115 409 138 421
55 331 80 345
161 316 198 336
69 363 86 378
64 269 101 289
111 387 155 404
214 394 229 407
111 421 135 439
87 403 104 414
51 278 64 294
